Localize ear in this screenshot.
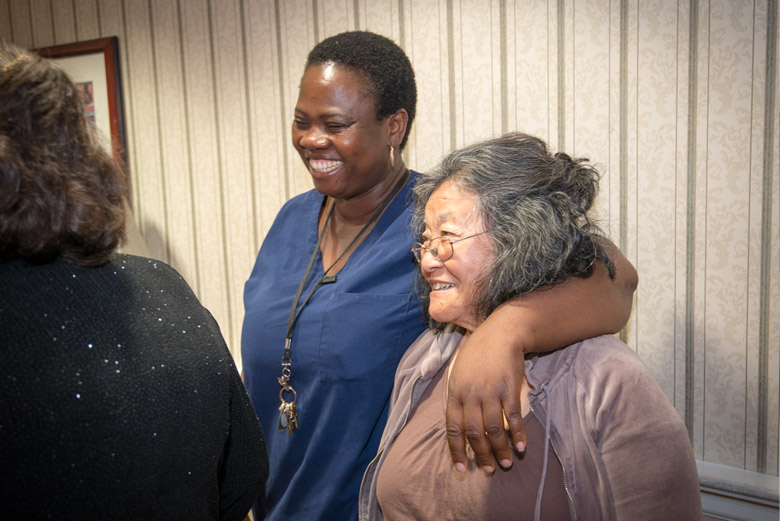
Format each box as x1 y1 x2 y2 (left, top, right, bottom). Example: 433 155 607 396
386 108 409 148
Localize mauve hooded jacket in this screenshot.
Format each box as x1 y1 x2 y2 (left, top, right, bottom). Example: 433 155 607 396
359 327 701 520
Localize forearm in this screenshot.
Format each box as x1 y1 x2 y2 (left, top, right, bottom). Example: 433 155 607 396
480 244 638 354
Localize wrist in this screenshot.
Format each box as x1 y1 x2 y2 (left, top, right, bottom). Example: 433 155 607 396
484 299 538 354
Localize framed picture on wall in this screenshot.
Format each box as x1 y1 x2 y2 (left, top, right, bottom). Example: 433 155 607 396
34 36 128 177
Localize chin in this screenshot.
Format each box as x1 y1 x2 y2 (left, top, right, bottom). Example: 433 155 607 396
428 308 455 325
429 305 477 331
428 311 445 323
310 177 341 197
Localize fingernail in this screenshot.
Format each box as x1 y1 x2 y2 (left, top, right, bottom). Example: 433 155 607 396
481 465 494 473
516 441 525 452
500 459 511 468
455 462 466 472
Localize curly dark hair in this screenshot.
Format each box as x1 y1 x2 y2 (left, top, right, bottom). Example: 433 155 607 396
305 31 417 150
413 132 616 330
0 41 126 266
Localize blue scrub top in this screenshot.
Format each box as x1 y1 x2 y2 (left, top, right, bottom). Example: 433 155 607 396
241 172 426 521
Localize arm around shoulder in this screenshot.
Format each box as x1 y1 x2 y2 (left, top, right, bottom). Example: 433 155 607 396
444 240 638 470
486 238 638 355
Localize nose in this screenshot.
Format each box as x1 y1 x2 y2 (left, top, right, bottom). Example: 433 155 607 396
419 247 443 273
299 126 329 150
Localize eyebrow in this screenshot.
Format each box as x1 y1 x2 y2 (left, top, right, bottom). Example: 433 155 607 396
433 212 451 225
424 206 480 233
433 209 466 226
424 215 462 236
294 108 347 119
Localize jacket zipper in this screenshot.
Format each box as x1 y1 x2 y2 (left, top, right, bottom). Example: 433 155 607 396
530 404 578 521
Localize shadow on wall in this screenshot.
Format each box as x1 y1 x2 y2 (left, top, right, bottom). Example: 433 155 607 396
117 198 150 258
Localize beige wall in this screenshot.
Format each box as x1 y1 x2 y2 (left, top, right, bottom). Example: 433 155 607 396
2 0 777 477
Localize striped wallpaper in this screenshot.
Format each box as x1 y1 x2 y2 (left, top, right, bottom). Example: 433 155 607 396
2 0 777 477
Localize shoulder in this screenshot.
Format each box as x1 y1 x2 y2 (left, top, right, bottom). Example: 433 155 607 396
390 328 456 406
564 336 678 423
396 329 436 375
536 335 666 408
531 335 641 386
108 255 228 347
277 189 321 216
395 169 420 211
261 190 321 240
110 254 192 289
568 334 650 381
2 255 190 297
111 253 180 274
397 326 462 379
404 170 421 205
107 255 216 320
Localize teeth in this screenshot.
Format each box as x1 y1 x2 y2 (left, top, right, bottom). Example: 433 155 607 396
432 283 454 291
309 159 343 172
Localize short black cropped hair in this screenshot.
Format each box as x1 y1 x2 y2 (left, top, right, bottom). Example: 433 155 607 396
305 31 417 149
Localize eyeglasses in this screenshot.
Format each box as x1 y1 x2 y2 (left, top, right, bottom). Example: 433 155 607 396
411 232 486 262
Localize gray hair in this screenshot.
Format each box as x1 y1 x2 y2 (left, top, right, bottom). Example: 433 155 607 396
412 132 615 330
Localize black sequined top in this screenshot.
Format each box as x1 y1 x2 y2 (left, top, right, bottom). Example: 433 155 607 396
0 254 268 520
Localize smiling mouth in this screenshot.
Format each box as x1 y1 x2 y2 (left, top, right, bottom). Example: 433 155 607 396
308 159 343 175
431 282 455 291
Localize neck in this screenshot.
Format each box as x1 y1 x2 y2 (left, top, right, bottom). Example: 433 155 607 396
317 162 408 273
328 162 407 226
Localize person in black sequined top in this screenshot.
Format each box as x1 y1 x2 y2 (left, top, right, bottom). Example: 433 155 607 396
0 40 268 520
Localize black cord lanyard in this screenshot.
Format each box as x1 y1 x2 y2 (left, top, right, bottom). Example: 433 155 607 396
276 169 409 433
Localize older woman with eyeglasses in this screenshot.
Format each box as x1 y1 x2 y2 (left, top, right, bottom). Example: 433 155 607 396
359 132 700 521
